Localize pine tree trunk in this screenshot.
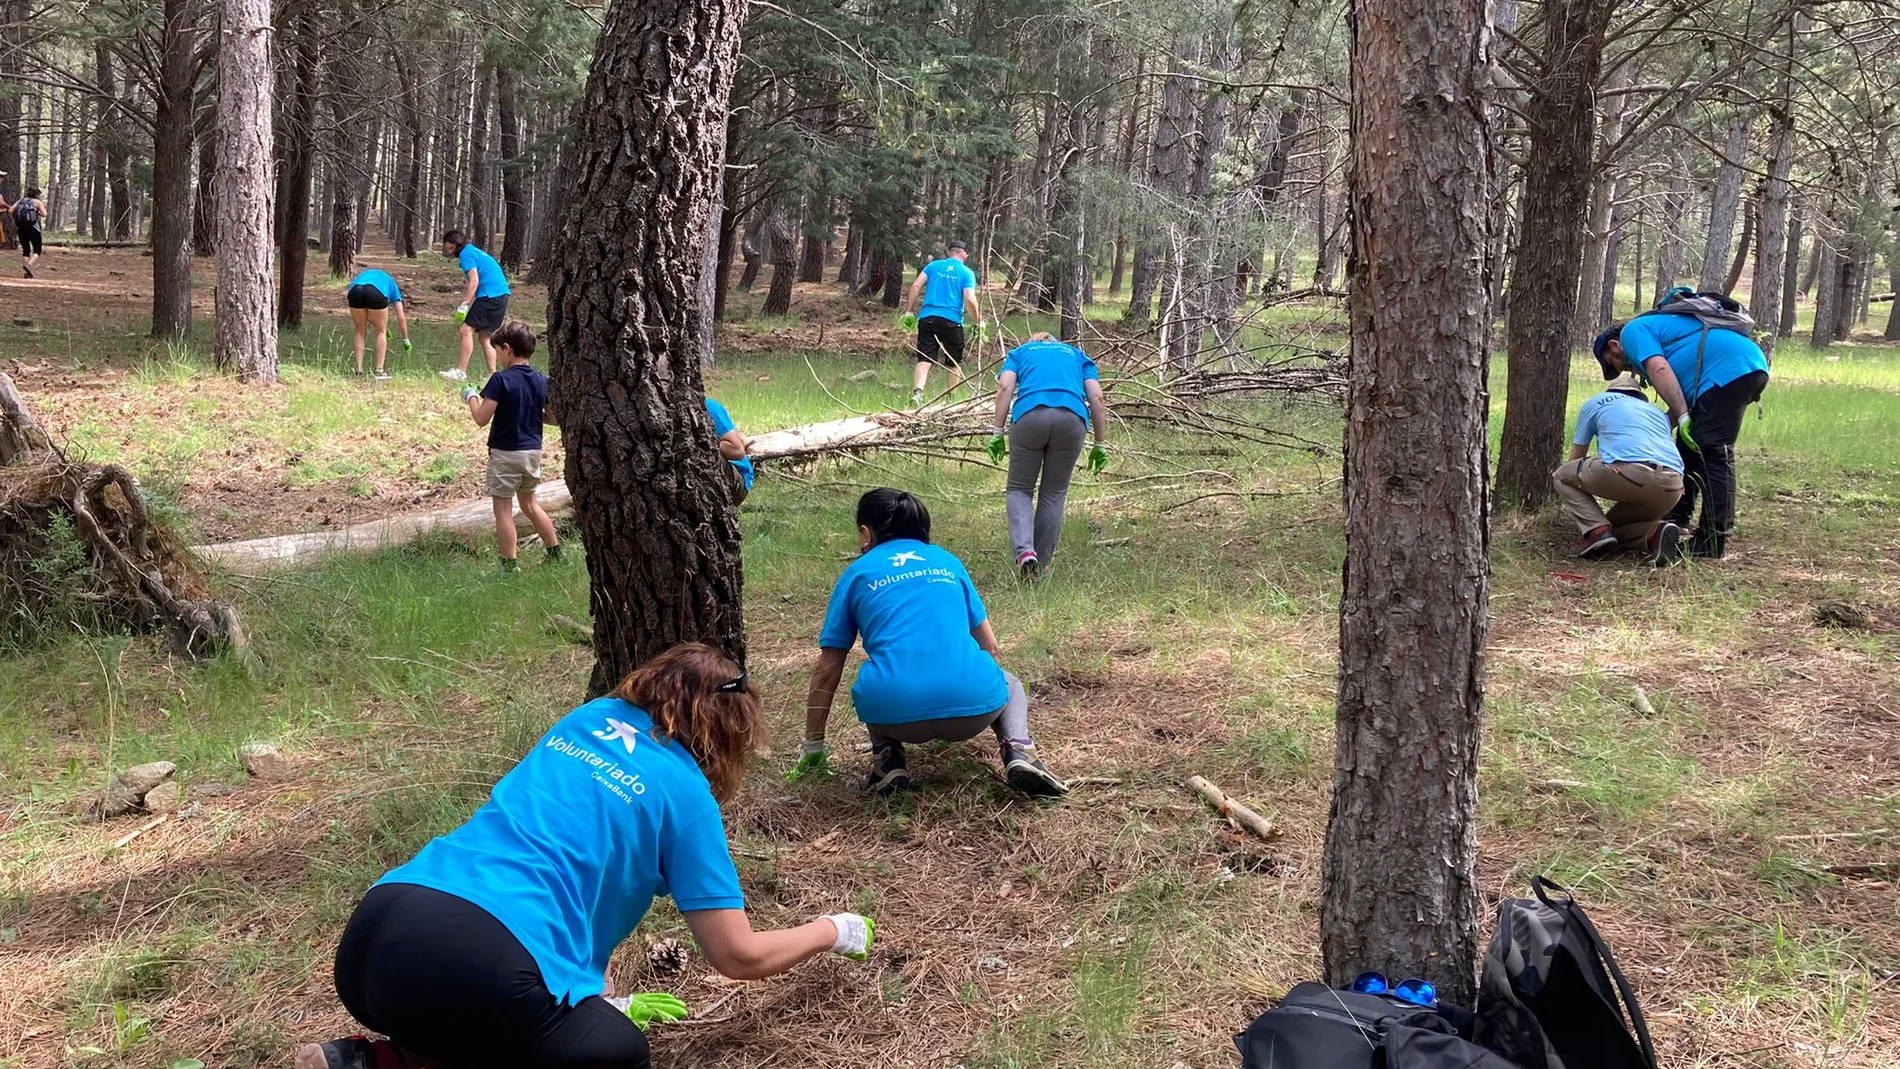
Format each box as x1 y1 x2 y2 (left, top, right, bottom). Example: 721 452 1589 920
1697 115 1752 293
1325 0 1493 1008
838 219 861 286
327 2 369 277
1722 200 1753 297
881 248 905 307
96 44 134 240
1128 47 1195 326
277 4 318 327
1884 251 1900 341
1653 141 1690 294
798 224 827 283
1752 31 1796 352
0 0 25 215
149 0 201 340
1495 0 1615 511
50 89 73 230
494 67 526 272
1832 240 1861 341
192 125 216 255
467 64 492 249
763 199 797 316
545 0 748 696
216 0 279 383
1598 171 1634 325
1777 210 1801 336
396 52 423 257
86 88 106 237
1809 231 1837 350
737 213 763 292
24 84 40 195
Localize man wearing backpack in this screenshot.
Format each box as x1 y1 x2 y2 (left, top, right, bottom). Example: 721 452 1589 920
11 187 46 278
1592 287 1769 559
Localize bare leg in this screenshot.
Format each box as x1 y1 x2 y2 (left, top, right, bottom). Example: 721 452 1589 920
493 496 518 560
350 308 369 373
479 332 498 375
369 309 389 373
947 364 964 390
458 323 476 374
912 360 931 392
517 488 560 549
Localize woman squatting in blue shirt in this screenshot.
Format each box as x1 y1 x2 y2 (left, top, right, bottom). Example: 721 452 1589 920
295 644 874 1069
791 488 1067 798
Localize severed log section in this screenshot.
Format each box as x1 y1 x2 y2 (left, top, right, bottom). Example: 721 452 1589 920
193 401 989 572
1 373 245 659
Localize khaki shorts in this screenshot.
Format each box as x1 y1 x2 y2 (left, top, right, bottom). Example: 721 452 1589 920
485 448 542 497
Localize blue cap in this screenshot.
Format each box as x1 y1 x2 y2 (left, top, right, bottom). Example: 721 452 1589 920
1592 327 1618 379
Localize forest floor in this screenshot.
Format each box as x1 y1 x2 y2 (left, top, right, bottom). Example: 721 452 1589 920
2 244 1898 1069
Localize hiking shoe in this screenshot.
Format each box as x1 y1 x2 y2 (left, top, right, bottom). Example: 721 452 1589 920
1648 522 1684 567
1016 550 1040 582
862 742 911 796
439 367 467 382
545 543 565 563
374 370 390 381
1575 526 1618 560
500 557 519 574
294 1037 387 1069
1002 744 1067 798
1684 532 1726 559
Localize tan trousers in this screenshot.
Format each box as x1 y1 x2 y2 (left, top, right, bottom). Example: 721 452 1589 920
1552 457 1684 549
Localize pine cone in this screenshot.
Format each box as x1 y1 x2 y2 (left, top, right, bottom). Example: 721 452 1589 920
646 937 690 975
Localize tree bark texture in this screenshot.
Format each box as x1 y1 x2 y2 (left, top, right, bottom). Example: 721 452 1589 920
327 1 371 277
1653 142 1690 295
467 63 493 249
1573 68 1631 347
1324 0 1493 1009
215 0 278 383
1127 45 1196 326
1722 200 1753 297
1697 114 1752 293
1598 170 1633 326
1777 210 1800 336
0 0 22 209
1809 230 1837 350
1494 0 1614 511
276 3 319 327
395 52 424 258
763 198 797 316
150 0 202 341
193 128 216 255
545 0 748 697
496 65 527 273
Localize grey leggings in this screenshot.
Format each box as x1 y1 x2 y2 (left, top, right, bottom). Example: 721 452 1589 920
866 672 1032 748
1006 407 1087 565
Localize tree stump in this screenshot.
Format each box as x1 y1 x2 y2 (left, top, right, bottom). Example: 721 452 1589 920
0 373 244 659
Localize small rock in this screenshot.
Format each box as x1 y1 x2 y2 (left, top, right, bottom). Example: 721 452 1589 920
239 743 289 781
87 760 178 820
117 761 177 796
194 782 236 798
978 956 1008 971
143 781 183 814
176 801 204 820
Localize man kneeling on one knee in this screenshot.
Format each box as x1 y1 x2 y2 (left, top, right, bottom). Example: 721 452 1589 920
1552 372 1686 566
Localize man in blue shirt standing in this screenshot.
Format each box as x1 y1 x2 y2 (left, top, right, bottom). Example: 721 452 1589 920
1593 288 1770 558
438 229 512 383
903 240 985 405
1553 373 1686 566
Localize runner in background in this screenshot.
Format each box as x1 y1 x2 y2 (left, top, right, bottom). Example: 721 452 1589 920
901 240 987 406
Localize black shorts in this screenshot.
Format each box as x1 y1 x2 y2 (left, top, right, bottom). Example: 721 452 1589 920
466 294 509 333
17 226 41 257
334 883 649 1069
915 316 965 367
346 283 389 310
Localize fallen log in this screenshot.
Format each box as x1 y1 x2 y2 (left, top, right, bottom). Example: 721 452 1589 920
1186 774 1281 841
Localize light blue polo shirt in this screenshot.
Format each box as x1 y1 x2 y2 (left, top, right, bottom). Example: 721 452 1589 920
349 268 403 304
1002 340 1099 427
458 244 511 299
918 258 977 324
1620 314 1766 405
706 397 754 491
376 698 743 1004
1573 390 1682 471
818 539 1008 725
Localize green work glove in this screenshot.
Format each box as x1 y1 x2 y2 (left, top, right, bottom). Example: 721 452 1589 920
784 738 832 781
402 338 414 353
621 992 688 1031
454 302 470 323
1673 413 1699 454
460 385 480 403
978 320 992 344
822 913 876 961
1087 443 1109 474
899 312 918 332
986 429 1007 465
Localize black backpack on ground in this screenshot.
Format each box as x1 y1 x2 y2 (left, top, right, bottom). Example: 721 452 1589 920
1237 981 1522 1069
1474 877 1659 1069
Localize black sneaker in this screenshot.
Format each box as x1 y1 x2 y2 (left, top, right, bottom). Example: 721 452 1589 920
1002 744 1067 798
862 742 911 795
500 557 519 574
545 543 565 563
23 264 33 279
1649 522 1684 567
294 1037 379 1069
1016 550 1040 582
1576 527 1619 560
1684 532 1726 559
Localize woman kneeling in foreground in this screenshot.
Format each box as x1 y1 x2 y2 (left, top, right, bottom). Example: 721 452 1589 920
793 487 1067 798
297 643 874 1069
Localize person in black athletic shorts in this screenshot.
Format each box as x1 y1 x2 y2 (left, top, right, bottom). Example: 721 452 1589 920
438 229 511 382
344 266 412 378
12 187 46 278
901 240 987 405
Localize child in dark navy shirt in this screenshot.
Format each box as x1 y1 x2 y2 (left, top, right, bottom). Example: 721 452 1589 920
461 321 562 571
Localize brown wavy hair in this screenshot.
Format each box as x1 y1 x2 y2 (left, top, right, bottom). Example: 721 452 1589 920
609 642 760 801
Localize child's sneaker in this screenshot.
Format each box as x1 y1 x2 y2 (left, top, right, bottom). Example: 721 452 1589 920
1001 743 1067 798
500 557 519 574
439 367 467 382
374 371 391 381
545 544 565 563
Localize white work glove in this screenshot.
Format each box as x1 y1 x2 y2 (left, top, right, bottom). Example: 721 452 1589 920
822 913 875 960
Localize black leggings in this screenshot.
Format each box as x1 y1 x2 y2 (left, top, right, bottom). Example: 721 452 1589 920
334 883 650 1069
1664 369 1768 537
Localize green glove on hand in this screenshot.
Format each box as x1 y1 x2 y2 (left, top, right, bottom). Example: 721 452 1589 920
899 312 919 332
402 338 414 353
784 738 832 781
823 913 876 961
454 302 470 323
986 429 1007 465
620 992 688 1031
978 320 992 345
1673 413 1699 454
1087 443 1110 474
460 385 480 403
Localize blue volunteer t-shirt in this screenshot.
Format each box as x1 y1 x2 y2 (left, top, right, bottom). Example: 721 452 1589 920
481 362 548 451
459 244 512 299
705 397 754 490
1620 314 1767 405
350 268 402 304
818 539 1009 725
375 697 744 1005
1002 340 1099 427
918 258 977 324
1573 391 1682 471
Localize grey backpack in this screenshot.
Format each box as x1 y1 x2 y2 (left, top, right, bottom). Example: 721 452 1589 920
1639 288 1760 390
1474 877 1658 1069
